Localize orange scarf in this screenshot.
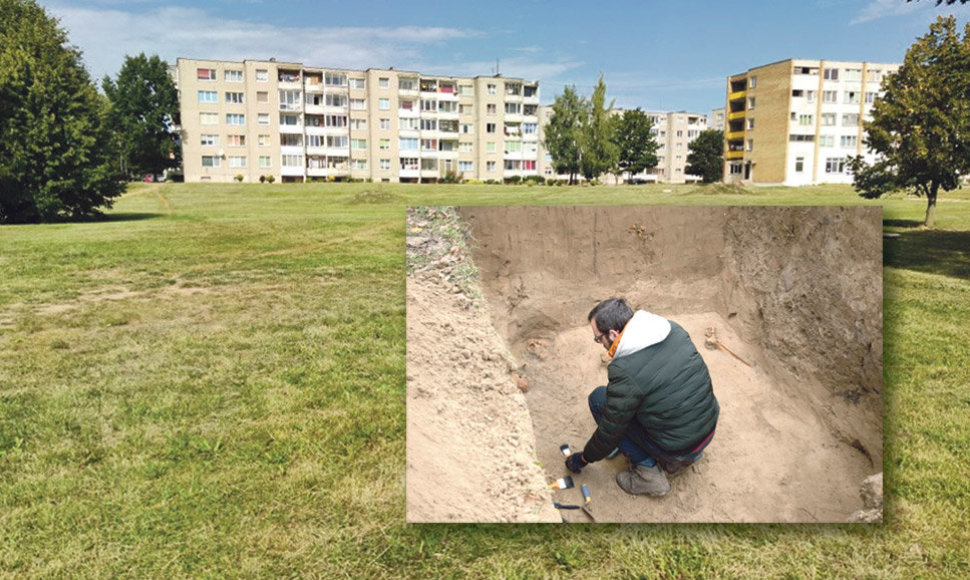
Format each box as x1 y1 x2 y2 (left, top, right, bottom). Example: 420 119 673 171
606 320 630 359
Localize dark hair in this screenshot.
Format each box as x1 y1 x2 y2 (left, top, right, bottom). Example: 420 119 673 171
588 298 634 333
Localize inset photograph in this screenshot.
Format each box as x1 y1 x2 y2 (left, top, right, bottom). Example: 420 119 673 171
406 206 882 523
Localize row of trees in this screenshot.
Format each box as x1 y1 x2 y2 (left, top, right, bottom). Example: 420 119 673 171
543 77 660 184
543 76 724 185
1 0 179 224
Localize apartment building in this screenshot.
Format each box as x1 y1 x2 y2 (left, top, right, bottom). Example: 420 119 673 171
724 59 899 185
174 58 540 183
708 108 725 132
536 107 708 184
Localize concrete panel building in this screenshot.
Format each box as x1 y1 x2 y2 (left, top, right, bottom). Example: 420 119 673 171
174 58 540 183
723 59 899 185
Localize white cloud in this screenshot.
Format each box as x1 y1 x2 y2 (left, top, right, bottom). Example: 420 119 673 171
46 4 476 81
851 0 922 25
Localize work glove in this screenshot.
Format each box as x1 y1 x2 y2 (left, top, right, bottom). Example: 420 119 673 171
565 452 588 474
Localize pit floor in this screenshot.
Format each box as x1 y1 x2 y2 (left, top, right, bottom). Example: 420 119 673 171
523 312 877 523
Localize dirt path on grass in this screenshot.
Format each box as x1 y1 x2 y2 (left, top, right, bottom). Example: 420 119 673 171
407 206 883 523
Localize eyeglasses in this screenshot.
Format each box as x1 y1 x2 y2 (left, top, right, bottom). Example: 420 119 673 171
593 332 607 343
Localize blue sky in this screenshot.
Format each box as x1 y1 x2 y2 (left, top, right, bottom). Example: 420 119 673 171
44 0 970 114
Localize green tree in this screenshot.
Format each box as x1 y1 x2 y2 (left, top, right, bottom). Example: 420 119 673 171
103 53 181 179
848 16 970 227
614 108 659 182
686 129 725 184
579 75 618 182
543 85 586 184
0 0 123 223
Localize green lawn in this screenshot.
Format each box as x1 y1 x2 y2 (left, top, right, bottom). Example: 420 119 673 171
1 182 968 578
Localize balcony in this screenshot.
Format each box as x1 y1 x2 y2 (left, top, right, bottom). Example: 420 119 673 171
725 150 744 160
727 110 746 121
729 90 747 101
398 107 419 118
281 165 305 177
726 130 745 141
279 124 304 134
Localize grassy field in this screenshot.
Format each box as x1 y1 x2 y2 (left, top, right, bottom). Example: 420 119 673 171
1 181 968 578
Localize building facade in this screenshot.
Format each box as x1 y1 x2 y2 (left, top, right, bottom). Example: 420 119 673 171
174 58 540 183
536 107 708 184
723 59 899 185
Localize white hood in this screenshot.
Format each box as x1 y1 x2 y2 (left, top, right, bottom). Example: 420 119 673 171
612 310 671 360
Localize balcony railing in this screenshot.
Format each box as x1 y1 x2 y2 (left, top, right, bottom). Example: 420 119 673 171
724 150 744 160
728 90 747 101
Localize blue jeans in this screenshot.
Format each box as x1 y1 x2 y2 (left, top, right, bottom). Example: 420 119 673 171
588 386 712 468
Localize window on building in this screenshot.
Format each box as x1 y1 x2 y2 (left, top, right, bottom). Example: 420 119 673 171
197 68 216 81
379 159 390 170
281 134 302 147
279 114 298 126
256 91 269 103
789 134 815 142
258 113 270 125
201 155 220 167
379 118 390 130
350 98 366 110
459 142 473 153
224 70 243 82
225 92 244 104
399 138 418 150
461 124 473 134
352 138 367 150
799 114 813 126
486 142 496 153
379 77 390 89
795 157 804 172
821 113 837 126
282 155 304 167
198 90 218 103
505 141 522 153
825 157 846 173
819 135 834 147
486 103 497 115
200 134 219 146
486 161 496 171
842 114 859 127
823 68 839 81
844 68 862 81
459 161 473 172
746 139 754 151
228 156 246 168
259 156 272 168
486 123 496 134
747 118 755 130
351 119 367 130
200 112 218 125
420 119 437 131
487 84 496 95
792 89 804 98
523 123 538 134
747 96 756 110
865 92 877 104
226 135 246 146
378 98 390 110
505 103 521 115
845 91 860 104
325 72 347 86
841 135 858 148
350 78 366 89
729 163 743 175
379 138 390 150
748 76 758 89
255 69 268 82
258 135 270 146
806 90 817 103
352 159 367 170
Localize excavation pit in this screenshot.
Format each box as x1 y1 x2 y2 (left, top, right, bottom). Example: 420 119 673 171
406 205 883 523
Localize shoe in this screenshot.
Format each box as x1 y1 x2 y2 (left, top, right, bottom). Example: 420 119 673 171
616 463 670 496
659 454 698 477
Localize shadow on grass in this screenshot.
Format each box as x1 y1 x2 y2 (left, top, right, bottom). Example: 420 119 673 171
884 228 970 280
92 212 164 223
883 218 922 229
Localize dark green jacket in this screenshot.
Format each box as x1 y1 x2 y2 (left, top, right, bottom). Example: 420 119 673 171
584 315 719 462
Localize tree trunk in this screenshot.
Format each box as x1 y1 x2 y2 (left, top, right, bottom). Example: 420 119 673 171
924 182 939 228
